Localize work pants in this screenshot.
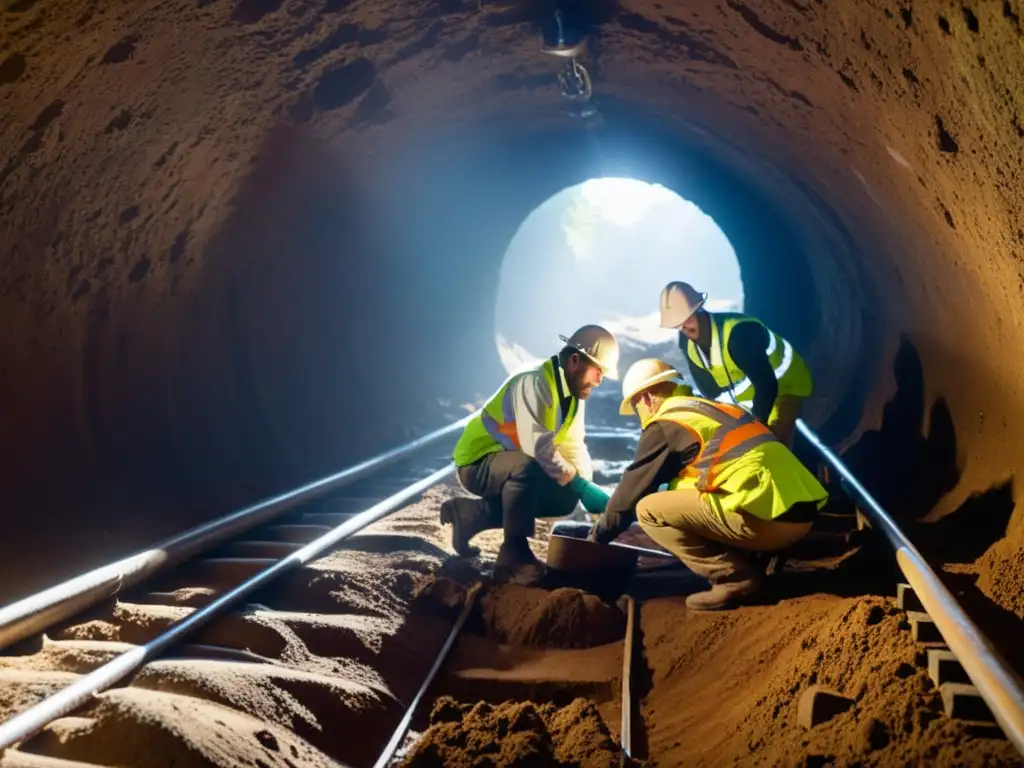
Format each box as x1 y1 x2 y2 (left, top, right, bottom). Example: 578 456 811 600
768 395 803 448
456 451 579 540
636 488 812 585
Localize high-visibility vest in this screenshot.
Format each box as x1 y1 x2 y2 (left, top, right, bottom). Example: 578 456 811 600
686 313 813 405
452 357 578 467
649 395 827 520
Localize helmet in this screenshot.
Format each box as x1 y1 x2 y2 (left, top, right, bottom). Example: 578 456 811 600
619 359 687 415
659 281 707 328
559 324 620 380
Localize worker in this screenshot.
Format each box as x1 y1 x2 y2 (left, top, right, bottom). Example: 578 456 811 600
588 358 828 610
658 281 813 447
442 325 617 585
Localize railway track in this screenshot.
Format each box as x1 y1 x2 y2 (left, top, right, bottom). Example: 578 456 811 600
0 416 1022 766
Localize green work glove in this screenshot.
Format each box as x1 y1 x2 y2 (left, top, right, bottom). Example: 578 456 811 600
568 474 611 515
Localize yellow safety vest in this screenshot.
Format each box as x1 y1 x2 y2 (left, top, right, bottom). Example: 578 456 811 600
452 357 578 467
649 394 827 520
686 313 813 405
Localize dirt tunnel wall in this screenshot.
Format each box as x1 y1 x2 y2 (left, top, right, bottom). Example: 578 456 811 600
1 0 1023 617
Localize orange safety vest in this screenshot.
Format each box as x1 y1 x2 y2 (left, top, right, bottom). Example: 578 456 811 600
650 396 777 492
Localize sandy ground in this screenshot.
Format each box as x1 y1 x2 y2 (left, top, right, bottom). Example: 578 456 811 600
1 480 1021 767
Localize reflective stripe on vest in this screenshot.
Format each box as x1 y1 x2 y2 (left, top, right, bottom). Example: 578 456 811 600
452 357 578 467
480 386 520 451
689 314 797 404
655 398 777 491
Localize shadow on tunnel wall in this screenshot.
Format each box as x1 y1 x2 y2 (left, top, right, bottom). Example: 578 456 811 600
827 336 960 522
814 336 1018 654
827 335 1016 548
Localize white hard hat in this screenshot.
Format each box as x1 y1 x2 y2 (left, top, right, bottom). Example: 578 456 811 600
559 324 620 380
619 358 685 415
659 281 707 328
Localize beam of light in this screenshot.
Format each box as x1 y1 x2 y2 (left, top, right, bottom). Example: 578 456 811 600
579 177 677 229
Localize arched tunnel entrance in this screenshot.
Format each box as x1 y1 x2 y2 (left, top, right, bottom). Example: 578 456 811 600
493 175 746 379
2 0 1024 761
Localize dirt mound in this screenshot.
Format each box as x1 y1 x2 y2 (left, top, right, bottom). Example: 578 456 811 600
2 498 460 768
642 594 1019 766
401 696 633 768
480 585 625 649
976 518 1024 620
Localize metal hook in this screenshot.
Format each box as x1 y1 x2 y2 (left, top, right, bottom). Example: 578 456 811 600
557 57 592 102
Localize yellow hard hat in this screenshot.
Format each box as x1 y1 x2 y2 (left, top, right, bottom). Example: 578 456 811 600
559 324 620 380
619 358 683 415
659 281 707 328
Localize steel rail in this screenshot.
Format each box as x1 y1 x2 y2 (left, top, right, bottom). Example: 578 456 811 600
797 418 1024 756
0 463 456 751
372 582 481 768
0 413 474 651
619 594 636 764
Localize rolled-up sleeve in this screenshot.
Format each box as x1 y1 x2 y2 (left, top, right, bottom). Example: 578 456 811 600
510 373 578 485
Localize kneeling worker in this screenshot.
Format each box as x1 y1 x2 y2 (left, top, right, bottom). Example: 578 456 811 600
589 358 828 610
659 281 812 446
443 325 617 585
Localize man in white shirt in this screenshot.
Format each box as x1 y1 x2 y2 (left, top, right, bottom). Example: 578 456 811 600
444 325 619 584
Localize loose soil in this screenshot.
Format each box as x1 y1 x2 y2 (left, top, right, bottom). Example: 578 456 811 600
641 594 1019 766
400 696 636 768
2 482 1021 767
479 584 625 650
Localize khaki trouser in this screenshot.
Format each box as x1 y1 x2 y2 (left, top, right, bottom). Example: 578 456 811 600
769 395 803 448
636 488 812 584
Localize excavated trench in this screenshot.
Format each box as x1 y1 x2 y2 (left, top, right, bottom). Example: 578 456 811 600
401 544 1022 767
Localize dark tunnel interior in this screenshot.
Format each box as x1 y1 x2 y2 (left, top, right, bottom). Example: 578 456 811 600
1 111 879 601
2 0 1023 625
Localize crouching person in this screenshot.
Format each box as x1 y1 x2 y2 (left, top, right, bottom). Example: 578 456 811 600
442 325 619 585
588 358 828 610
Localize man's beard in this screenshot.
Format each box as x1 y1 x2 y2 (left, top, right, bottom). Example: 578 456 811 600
568 371 591 399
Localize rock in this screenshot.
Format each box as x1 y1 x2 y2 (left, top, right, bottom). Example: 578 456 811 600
797 686 855 728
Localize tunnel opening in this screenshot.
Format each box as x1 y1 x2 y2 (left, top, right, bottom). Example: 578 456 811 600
494 174 745 379
387 109 876 447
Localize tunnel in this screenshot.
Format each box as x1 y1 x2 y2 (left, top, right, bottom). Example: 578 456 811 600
2 0 1023 631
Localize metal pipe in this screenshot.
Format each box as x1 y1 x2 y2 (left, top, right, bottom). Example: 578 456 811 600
620 595 636 761
0 464 456 750
795 420 915 554
797 418 1024 756
0 414 473 651
372 583 481 768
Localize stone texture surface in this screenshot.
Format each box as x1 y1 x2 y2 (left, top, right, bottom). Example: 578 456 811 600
1 0 1023 619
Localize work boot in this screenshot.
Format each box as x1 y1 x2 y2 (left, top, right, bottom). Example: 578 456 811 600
685 577 763 611
493 537 546 586
440 497 488 557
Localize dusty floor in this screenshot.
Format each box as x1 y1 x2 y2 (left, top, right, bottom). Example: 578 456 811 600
1 481 1021 767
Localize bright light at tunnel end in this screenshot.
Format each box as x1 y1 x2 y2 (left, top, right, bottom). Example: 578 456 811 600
580 177 679 228
494 175 744 378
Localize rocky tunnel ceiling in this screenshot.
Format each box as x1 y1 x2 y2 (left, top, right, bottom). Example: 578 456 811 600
1 0 1023 612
